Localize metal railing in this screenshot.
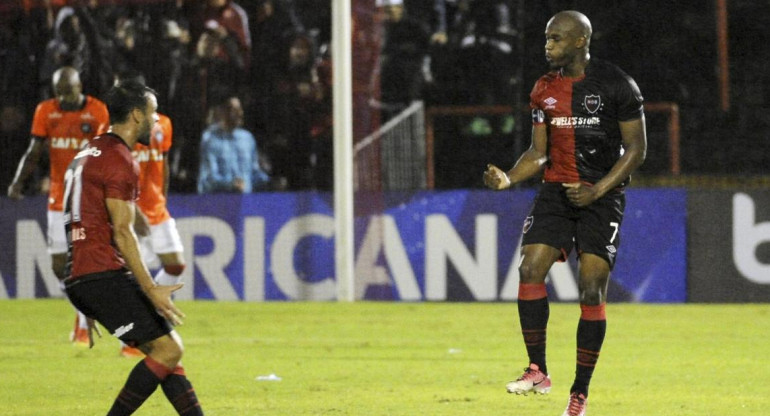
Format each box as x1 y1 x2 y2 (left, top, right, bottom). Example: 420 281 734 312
425 102 682 188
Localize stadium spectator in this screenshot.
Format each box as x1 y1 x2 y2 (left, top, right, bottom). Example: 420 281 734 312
192 18 248 100
291 0 330 44
269 32 332 190
61 80 203 415
373 0 431 121
0 6 38 191
6 66 109 345
307 40 334 190
245 0 299 137
39 11 91 98
400 0 449 45
189 0 251 70
25 0 63 71
197 94 271 193
454 0 517 104
167 13 249 192
113 14 140 68
483 11 646 416
47 1 121 98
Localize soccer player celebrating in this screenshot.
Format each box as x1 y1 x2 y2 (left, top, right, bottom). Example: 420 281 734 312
7 66 109 346
61 80 203 415
484 10 647 416
115 71 187 359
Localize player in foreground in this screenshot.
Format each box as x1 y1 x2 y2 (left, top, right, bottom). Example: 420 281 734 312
61 80 203 415
123 105 187 358
484 10 646 416
115 71 187 359
7 66 109 346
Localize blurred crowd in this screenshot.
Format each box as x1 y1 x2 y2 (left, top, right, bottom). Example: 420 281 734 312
1 0 335 193
1 0 549 194
2 0 767 195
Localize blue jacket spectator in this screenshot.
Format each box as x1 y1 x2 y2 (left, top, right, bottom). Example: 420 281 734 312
197 96 270 193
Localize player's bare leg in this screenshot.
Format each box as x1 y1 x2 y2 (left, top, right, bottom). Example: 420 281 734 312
122 244 185 358
507 244 561 395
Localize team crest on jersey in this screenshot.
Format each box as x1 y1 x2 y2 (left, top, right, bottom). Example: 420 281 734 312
81 123 92 133
523 216 534 234
583 95 602 114
154 129 164 143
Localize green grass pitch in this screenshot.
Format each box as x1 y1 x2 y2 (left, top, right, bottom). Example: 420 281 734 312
1 300 768 415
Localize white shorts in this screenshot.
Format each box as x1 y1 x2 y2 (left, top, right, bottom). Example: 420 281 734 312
47 210 67 255
138 217 184 269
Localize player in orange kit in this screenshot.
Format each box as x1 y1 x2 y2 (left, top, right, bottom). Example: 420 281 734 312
7 66 109 346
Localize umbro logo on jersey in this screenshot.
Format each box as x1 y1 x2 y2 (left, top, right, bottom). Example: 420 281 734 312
544 97 557 109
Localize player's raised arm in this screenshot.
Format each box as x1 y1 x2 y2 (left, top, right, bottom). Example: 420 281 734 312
484 123 549 190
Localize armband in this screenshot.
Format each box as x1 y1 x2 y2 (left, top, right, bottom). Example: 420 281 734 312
531 108 545 124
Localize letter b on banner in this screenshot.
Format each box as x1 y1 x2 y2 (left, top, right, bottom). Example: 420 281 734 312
733 193 770 284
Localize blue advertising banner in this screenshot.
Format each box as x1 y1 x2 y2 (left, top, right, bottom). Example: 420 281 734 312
688 191 770 302
0 188 686 302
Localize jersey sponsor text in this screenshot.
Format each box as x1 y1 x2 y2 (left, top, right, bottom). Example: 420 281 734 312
550 116 601 128
132 148 165 163
51 137 89 149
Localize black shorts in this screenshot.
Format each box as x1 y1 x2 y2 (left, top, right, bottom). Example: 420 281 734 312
521 182 626 269
64 270 172 347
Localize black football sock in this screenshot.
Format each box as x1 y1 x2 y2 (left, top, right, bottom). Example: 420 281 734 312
107 357 168 415
571 303 607 398
161 366 204 415
517 283 549 374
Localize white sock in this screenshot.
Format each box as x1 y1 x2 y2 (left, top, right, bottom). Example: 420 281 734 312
77 311 89 330
154 269 182 286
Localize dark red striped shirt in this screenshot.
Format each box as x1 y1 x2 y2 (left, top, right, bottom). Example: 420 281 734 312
530 59 644 185
64 133 139 279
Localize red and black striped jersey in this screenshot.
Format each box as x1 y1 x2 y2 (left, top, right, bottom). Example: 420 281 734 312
63 133 139 279
530 59 644 186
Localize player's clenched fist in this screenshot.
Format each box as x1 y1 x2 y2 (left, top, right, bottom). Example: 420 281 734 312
484 164 512 190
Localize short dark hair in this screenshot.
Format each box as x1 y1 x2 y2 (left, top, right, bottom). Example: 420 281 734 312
103 80 157 124
114 69 146 86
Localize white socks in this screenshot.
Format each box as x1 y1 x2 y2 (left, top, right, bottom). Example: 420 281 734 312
77 311 89 330
154 269 182 286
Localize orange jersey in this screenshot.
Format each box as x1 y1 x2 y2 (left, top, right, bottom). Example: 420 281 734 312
132 113 173 225
30 95 109 211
